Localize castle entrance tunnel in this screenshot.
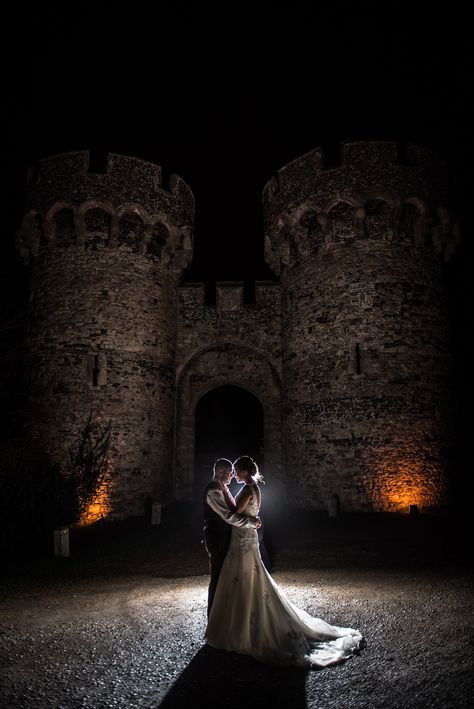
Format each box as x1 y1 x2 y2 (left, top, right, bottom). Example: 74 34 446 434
194 385 263 502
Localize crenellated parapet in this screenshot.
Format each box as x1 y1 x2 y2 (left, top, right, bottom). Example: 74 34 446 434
263 141 461 273
16 151 194 273
178 280 280 314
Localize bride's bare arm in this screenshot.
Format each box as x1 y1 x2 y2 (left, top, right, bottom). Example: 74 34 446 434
235 485 253 513
222 485 236 510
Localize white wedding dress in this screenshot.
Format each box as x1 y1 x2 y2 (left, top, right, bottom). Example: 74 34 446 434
205 488 362 668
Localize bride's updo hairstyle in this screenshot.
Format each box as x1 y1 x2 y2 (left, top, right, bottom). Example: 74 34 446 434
233 455 264 484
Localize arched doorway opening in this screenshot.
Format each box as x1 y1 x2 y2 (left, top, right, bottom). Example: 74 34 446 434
174 342 282 503
194 385 263 502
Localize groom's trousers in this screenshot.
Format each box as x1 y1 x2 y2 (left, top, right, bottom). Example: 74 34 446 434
203 524 230 617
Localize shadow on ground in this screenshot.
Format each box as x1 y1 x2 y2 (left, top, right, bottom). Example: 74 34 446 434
157 645 309 709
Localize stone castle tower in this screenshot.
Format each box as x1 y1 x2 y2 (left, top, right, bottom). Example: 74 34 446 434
16 152 194 517
15 142 460 518
263 142 460 512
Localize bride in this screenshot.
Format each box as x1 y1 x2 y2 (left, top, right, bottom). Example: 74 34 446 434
205 456 363 668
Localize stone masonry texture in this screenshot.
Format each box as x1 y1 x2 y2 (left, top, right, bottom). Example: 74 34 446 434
15 143 461 517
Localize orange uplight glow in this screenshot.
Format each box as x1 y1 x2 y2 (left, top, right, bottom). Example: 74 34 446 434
378 461 429 512
367 436 446 513
78 480 111 525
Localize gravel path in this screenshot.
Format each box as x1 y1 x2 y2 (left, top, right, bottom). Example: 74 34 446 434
0 508 472 708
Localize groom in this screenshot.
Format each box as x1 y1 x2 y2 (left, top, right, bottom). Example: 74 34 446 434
203 458 260 616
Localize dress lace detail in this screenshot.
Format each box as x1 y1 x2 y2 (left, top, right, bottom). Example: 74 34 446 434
205 487 362 668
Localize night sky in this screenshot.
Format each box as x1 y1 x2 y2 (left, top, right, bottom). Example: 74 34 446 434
1 3 472 473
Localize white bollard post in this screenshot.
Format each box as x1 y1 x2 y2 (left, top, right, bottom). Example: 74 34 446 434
151 502 161 525
54 527 70 557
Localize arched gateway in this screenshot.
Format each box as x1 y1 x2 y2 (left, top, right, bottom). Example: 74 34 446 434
174 341 282 502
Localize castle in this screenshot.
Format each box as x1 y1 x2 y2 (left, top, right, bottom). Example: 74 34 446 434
15 142 461 518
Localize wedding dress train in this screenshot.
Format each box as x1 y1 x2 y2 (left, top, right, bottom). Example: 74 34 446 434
205 491 362 668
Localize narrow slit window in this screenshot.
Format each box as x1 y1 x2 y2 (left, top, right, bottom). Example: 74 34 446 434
355 343 362 374
92 355 101 387
83 352 106 388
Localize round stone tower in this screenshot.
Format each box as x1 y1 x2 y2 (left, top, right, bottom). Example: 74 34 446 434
16 151 194 518
263 142 460 513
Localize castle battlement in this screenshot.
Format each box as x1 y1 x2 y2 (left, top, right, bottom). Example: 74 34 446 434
263 142 461 273
26 151 191 196
22 151 194 231
16 152 194 271
263 141 450 205
178 281 280 311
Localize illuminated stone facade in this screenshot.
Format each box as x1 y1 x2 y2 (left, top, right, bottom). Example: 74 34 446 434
16 143 460 517
16 152 194 517
263 142 460 512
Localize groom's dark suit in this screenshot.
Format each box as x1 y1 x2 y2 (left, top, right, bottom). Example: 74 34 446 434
203 479 257 617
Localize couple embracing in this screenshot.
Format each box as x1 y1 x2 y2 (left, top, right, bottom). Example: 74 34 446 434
203 456 362 669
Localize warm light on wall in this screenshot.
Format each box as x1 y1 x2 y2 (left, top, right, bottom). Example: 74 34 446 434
78 480 111 526
379 463 428 512
366 435 446 513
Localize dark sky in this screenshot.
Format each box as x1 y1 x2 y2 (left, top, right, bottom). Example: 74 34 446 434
1 3 471 345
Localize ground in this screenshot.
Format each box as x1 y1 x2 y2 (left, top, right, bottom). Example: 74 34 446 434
0 506 472 709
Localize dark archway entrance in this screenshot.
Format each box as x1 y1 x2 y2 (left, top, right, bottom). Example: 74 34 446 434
194 385 263 501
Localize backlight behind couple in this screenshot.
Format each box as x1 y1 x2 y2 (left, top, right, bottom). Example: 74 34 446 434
203 456 362 669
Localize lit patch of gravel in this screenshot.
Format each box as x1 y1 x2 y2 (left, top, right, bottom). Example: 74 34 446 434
0 568 472 708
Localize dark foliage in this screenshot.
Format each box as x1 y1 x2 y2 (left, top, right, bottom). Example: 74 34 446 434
67 411 112 525
0 413 112 554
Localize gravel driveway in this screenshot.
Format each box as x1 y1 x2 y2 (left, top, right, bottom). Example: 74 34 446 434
1 507 472 708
